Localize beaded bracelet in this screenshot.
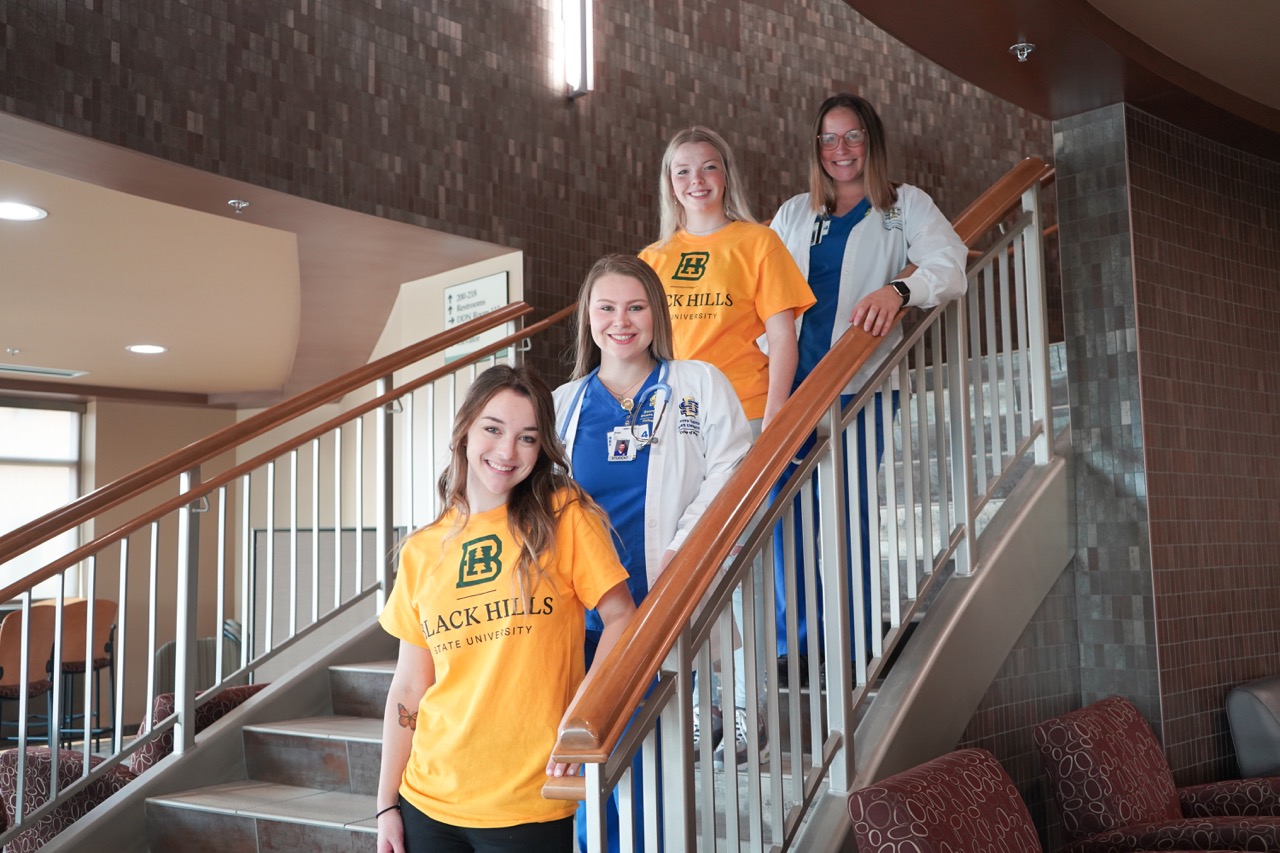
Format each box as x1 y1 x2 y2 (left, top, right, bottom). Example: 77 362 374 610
376 804 401 819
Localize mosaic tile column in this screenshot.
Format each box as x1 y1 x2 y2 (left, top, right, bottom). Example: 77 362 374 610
1054 104 1161 721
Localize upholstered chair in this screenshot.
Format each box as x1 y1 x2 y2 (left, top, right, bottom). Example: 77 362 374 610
1035 696 1280 853
848 748 1045 852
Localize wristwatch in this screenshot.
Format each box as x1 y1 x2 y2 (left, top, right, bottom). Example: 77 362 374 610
890 280 911 307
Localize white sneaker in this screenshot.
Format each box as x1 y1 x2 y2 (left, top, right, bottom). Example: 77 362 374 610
692 705 722 761
714 707 767 769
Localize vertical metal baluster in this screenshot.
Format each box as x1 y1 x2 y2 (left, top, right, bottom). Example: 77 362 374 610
50 579 64 762
1014 231 1032 441
932 321 951 545
641 725 660 852
882 381 902 636
947 300 976 576
1022 182 1053 463
376 379 395 610
355 416 364 596
334 427 343 612
760 523 785 846
781 494 804 803
426 384 438 521
912 338 932 590
265 461 276 653
741 566 764 852
15 591 31 822
174 467 202 755
968 277 988 496
289 449 298 639
798 477 821 758
865 388 884 661
897 359 917 606
818 400 852 792
405 389 416 532
240 474 252 669
999 241 1017 458
984 259 1002 480
216 486 227 685
660 638 694 853
695 639 716 847
114 538 129 753
719 601 740 852
80 557 96 763
145 521 160 732
311 439 320 625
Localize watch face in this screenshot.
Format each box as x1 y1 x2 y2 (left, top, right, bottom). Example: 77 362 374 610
893 281 910 304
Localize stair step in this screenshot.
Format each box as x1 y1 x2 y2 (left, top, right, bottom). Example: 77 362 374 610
244 715 383 794
328 659 394 718
146 781 376 853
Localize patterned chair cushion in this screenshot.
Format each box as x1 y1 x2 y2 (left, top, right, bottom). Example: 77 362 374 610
0 747 136 853
126 682 269 775
1034 696 1184 842
1065 817 1280 853
847 748 1043 852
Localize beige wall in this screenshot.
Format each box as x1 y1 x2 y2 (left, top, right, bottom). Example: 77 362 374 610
86 399 236 723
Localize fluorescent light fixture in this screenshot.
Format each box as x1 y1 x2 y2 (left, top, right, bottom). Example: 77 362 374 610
0 201 48 221
0 363 88 379
126 344 167 355
564 0 593 98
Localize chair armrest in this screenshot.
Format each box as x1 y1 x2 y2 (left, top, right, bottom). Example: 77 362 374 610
1179 776 1280 817
1067 816 1280 853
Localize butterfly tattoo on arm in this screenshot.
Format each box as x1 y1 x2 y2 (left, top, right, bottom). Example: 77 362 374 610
397 702 418 731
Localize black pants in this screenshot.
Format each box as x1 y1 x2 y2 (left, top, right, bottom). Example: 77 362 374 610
399 796 574 853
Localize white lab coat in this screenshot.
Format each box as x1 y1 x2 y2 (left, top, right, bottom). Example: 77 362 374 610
554 359 752 591
769 184 968 395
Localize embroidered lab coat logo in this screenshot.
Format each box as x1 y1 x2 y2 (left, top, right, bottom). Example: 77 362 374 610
672 252 710 281
677 396 701 436
882 206 904 231
457 534 502 588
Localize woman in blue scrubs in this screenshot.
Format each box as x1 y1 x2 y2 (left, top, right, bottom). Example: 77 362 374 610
554 254 752 851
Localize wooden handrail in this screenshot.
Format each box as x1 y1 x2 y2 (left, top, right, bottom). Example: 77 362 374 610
0 304 575 602
551 156 1050 764
0 302 533 568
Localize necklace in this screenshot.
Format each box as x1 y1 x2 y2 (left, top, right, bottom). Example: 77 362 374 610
598 367 651 412
684 218 732 236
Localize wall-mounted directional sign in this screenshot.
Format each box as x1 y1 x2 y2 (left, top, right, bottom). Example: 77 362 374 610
444 272 510 363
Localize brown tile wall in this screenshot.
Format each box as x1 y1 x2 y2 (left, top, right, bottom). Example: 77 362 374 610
1127 108 1280 784
0 0 1049 383
958 570 1080 852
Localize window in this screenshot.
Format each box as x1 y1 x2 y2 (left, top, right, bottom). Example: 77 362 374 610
0 399 84 596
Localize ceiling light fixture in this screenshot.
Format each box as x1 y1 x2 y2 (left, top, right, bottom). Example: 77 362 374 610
1009 42 1036 62
0 201 49 221
563 0 594 99
227 199 250 214
126 344 167 355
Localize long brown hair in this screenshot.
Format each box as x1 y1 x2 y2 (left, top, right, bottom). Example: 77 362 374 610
808 94 897 214
657 126 756 245
435 364 604 597
571 255 676 380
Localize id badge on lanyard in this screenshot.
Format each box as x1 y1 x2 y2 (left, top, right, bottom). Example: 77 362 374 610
607 426 637 462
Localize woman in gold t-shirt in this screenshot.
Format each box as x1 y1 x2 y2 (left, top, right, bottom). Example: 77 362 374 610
376 365 635 853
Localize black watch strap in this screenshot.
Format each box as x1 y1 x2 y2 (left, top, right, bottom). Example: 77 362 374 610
890 280 911 307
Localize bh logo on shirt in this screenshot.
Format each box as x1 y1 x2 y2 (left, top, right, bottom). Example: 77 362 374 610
672 252 710 281
457 535 502 588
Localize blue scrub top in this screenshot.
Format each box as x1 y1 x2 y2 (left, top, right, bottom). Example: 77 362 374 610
570 364 662 637
795 198 872 388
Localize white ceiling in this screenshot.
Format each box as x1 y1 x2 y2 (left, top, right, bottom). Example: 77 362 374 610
1089 0 1280 113
0 111 512 407
1 160 301 396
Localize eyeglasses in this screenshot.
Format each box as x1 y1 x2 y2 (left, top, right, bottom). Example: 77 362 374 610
816 130 867 150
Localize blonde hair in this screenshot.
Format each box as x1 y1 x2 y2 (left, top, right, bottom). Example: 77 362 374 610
571 255 676 380
657 126 756 245
808 94 898 215
434 365 605 598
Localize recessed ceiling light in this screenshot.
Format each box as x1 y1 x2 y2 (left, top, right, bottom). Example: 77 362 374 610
126 344 167 355
0 201 48 221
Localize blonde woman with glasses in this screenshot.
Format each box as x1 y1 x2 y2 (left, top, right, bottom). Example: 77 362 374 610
767 94 967 679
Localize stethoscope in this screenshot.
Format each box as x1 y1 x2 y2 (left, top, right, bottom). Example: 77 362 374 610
559 361 673 448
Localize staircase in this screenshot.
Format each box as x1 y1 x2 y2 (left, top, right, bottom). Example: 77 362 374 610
144 660 393 852
0 158 1058 853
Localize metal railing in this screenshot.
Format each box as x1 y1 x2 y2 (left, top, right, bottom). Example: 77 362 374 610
0 302 575 845
550 158 1055 852
0 157 1054 850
